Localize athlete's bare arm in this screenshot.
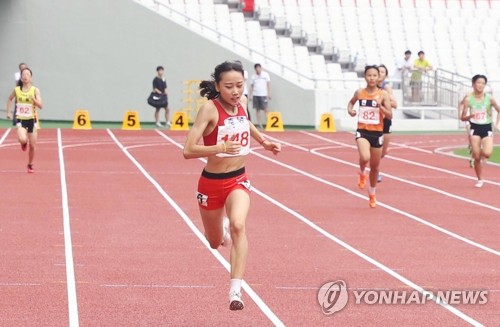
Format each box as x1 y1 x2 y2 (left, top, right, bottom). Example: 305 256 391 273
457 94 467 120
249 122 281 155
380 90 393 120
183 102 239 159
490 96 500 130
384 84 398 109
32 88 43 109
347 89 360 117
6 89 16 119
461 97 474 121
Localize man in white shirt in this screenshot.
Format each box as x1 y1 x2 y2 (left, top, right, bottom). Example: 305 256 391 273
14 62 27 82
249 63 271 129
392 50 412 89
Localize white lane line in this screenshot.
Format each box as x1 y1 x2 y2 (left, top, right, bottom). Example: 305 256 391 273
101 284 215 289
157 131 486 327
61 142 116 149
0 140 58 149
390 141 433 154
309 145 500 213
0 282 41 287
303 131 500 187
299 133 500 202
251 186 485 327
108 129 284 327
254 135 500 256
0 129 11 144
253 146 500 256
57 129 80 327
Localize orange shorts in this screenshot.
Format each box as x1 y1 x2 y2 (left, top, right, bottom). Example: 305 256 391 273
196 167 251 210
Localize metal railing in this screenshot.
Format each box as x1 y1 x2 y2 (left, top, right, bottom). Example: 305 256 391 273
136 0 499 118
401 69 491 109
433 69 472 107
142 0 315 86
401 70 438 107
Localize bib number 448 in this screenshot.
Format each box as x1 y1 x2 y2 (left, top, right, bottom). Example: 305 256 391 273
221 132 249 146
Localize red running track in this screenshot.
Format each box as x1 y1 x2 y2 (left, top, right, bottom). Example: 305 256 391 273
0 129 68 326
0 128 498 326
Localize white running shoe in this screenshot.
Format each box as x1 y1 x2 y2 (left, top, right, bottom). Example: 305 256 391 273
155 122 163 128
475 180 484 188
229 291 244 310
221 216 231 247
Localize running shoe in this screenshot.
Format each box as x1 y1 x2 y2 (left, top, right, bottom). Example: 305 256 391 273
369 194 376 208
358 172 367 189
155 122 163 128
21 143 27 152
377 173 382 183
221 216 231 248
27 164 34 174
166 121 172 128
229 291 244 311
475 180 483 188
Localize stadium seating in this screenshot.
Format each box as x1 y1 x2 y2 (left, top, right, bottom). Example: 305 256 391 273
141 0 500 91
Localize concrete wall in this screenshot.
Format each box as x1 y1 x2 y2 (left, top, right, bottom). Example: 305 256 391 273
0 0 315 125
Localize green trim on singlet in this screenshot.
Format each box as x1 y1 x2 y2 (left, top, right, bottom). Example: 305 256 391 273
468 93 492 124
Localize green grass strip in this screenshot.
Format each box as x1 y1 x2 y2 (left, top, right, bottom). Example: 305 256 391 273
454 146 500 164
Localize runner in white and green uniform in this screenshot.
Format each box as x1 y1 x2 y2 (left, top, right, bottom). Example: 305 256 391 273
461 74 500 188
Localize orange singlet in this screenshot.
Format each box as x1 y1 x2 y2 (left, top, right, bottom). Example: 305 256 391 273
357 88 384 132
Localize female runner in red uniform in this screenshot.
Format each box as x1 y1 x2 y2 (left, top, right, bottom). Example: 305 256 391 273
347 65 392 208
183 61 281 310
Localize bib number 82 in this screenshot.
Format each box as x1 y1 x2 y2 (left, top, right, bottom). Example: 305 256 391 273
362 111 376 120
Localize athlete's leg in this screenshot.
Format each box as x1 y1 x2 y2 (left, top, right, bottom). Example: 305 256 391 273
367 145 382 207
369 147 382 189
356 137 370 189
466 124 474 167
470 135 482 181
481 136 493 160
225 188 249 310
466 123 472 148
28 129 37 165
225 189 250 280
356 137 371 173
17 125 28 145
381 134 390 158
199 207 225 249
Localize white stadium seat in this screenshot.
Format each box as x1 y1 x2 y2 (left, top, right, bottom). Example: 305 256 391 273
143 0 498 88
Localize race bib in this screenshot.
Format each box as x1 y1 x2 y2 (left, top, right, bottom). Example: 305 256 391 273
16 103 34 118
358 106 380 125
216 116 250 157
470 110 487 124
196 192 208 207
